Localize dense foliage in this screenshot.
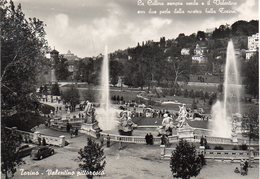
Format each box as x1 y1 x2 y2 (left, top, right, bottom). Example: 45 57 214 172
50 83 61 96
242 107 259 141
61 85 80 111
1 0 48 113
243 53 259 98
170 139 203 179
1 127 23 179
78 138 106 179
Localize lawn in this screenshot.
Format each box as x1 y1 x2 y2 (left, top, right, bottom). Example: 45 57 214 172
61 86 258 115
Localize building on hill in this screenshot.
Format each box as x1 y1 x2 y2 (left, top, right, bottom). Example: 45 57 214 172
61 50 80 61
181 48 190 55
66 60 78 81
246 33 259 60
192 44 208 63
60 50 80 81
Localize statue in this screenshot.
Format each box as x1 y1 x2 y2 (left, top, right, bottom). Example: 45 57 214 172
176 104 188 128
118 111 137 136
157 113 174 136
84 101 96 124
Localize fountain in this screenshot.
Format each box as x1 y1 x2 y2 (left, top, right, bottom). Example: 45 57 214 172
95 46 118 131
211 40 241 138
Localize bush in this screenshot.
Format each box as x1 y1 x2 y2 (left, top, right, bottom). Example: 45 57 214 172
214 146 224 150
170 140 203 179
78 138 106 178
189 90 195 98
205 145 211 149
51 83 60 96
239 144 248 150
82 88 96 102
204 92 209 99
232 146 238 150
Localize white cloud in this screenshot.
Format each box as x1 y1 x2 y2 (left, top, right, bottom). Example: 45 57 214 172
236 0 258 20
40 0 258 57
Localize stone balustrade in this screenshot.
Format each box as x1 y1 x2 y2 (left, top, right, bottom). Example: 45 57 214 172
5 127 66 147
161 146 259 162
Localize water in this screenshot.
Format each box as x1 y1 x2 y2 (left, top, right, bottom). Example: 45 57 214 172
96 46 118 130
211 41 241 138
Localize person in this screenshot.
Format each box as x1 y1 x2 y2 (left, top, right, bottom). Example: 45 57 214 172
149 133 154 145
38 136 42 146
75 128 78 136
100 135 104 146
165 135 169 147
42 137 47 146
204 136 208 147
234 167 240 173
199 154 206 166
70 128 74 138
244 160 248 175
240 160 245 175
145 133 149 145
119 137 123 150
107 134 110 147
66 122 71 133
200 136 204 146
161 135 166 145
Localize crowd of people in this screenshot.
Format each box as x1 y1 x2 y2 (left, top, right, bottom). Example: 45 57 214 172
145 133 154 145
37 135 47 146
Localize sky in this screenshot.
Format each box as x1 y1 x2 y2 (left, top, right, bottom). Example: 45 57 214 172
14 0 259 58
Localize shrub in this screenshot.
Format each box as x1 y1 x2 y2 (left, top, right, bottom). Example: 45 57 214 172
232 146 238 150
170 140 203 179
239 144 248 151
214 146 224 150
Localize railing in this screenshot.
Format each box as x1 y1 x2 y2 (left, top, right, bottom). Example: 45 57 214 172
5 127 66 147
80 127 259 147
201 136 233 144
237 138 259 146
162 147 259 162
204 150 250 160
39 134 65 147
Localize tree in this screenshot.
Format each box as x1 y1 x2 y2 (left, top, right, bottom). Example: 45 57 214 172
1 127 24 179
54 57 71 81
50 83 60 96
61 85 79 111
242 107 259 141
1 0 48 113
78 138 106 179
197 31 206 41
170 139 203 179
82 87 96 102
217 83 223 94
110 60 123 86
243 52 259 98
191 99 197 110
165 56 190 86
